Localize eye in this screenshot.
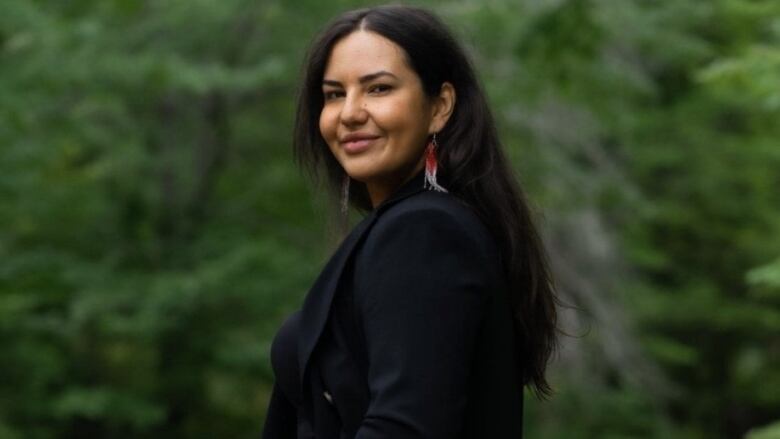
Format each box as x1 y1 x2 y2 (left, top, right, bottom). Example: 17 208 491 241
368 84 393 94
323 90 344 100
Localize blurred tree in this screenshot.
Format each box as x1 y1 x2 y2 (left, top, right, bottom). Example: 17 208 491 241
1 0 337 437
0 0 778 438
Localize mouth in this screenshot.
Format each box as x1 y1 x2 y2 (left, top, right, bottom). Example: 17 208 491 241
341 136 380 154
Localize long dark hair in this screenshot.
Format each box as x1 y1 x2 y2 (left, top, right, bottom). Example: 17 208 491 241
293 4 558 399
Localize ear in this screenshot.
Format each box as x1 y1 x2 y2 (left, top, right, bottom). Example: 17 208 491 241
428 82 456 134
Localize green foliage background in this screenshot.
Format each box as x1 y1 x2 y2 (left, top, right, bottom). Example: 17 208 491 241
1 0 778 437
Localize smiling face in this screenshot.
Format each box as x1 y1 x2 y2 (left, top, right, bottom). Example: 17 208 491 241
319 30 449 206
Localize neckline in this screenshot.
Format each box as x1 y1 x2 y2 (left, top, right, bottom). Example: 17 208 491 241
373 169 427 213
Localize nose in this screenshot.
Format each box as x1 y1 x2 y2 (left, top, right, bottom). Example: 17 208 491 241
340 92 368 126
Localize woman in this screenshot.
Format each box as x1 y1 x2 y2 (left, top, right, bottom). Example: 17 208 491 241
263 5 558 438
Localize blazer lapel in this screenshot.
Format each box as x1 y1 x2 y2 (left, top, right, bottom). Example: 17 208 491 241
298 211 376 390
297 170 428 391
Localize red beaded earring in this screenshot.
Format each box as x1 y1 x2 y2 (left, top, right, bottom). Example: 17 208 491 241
424 133 447 192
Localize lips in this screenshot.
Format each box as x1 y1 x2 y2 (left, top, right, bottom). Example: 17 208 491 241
340 134 380 154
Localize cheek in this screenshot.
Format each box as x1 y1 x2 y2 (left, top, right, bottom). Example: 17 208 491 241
319 108 342 161
319 107 336 142
379 101 429 143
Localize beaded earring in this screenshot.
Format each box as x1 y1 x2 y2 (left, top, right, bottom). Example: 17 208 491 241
424 133 447 192
340 173 350 214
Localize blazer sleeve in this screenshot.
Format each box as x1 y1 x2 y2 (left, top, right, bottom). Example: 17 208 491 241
261 382 297 439
353 204 495 439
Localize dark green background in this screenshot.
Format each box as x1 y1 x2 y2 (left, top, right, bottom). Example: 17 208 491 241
1 0 779 437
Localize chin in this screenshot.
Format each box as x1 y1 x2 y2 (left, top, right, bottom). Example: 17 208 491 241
343 168 379 184
340 159 383 183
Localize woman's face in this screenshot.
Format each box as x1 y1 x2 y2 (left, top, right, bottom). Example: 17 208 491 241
319 30 451 206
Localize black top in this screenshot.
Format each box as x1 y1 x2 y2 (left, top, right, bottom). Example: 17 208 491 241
263 171 524 438
269 258 367 436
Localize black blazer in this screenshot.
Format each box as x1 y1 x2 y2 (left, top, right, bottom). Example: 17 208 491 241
263 171 524 438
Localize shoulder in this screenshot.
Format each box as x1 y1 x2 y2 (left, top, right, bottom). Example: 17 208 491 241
379 190 484 229
363 191 499 265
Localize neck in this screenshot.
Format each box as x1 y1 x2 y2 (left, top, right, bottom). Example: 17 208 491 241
366 160 426 207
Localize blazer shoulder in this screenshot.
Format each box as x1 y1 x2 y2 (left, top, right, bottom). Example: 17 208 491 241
383 189 487 227
370 191 498 260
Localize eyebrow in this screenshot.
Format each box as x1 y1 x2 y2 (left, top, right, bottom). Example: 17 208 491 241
322 70 399 87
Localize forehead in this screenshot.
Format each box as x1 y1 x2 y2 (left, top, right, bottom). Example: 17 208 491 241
323 30 410 79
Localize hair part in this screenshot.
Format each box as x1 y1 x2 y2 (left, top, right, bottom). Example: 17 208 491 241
294 4 559 399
